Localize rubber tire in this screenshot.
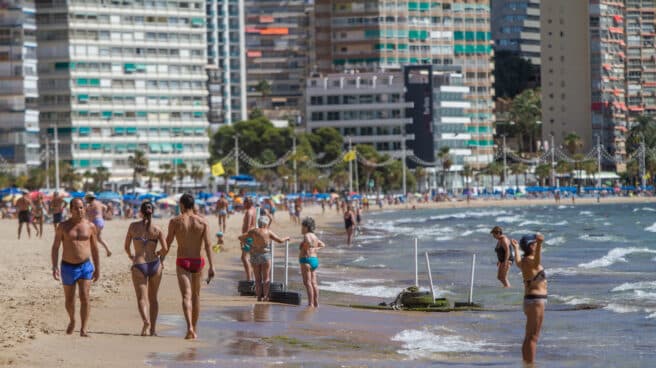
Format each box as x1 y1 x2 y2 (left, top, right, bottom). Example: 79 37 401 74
238 280 255 296
269 282 284 293
401 291 434 307
270 291 302 305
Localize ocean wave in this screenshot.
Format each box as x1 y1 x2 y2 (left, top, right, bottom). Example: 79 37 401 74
612 281 656 292
518 220 544 227
557 205 571 209
577 234 627 243
579 211 594 216
549 267 579 276
550 294 595 305
633 290 656 301
644 223 656 233
648 311 656 319
495 215 522 223
604 303 642 314
548 236 566 246
391 326 499 359
319 279 402 298
352 256 367 263
633 207 656 212
578 247 656 269
428 209 508 221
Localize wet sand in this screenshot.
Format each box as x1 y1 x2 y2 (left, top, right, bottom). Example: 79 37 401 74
1 195 655 367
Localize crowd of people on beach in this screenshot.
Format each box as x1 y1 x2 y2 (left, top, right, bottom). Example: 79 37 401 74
36 185 554 364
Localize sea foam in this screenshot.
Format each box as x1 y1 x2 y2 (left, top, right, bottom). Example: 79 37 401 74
612 281 656 292
391 326 497 359
578 247 656 269
319 279 403 298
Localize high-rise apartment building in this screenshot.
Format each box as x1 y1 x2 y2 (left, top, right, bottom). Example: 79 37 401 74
626 0 656 119
313 0 495 168
244 0 311 120
541 0 626 165
490 0 540 65
36 0 210 181
207 0 247 126
0 1 40 171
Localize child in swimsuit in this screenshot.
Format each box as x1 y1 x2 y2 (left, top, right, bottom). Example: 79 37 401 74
299 217 325 307
212 231 225 253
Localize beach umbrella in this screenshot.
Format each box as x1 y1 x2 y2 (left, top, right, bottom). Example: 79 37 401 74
194 199 205 206
3 194 20 204
96 191 121 201
157 197 177 206
0 187 23 196
70 191 86 198
206 196 220 204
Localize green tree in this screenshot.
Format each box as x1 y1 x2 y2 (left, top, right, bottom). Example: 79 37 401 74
92 166 110 192
437 146 452 189
462 163 473 194
508 89 541 153
486 162 503 189
510 163 527 189
534 164 551 186
189 165 204 192
493 50 539 99
158 163 174 193
555 160 572 186
82 170 93 191
128 150 148 191
564 132 583 155
255 80 272 110
25 168 46 190
61 162 81 190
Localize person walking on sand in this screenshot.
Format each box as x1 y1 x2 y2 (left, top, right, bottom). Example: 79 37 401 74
124 201 168 336
239 216 289 301
50 191 67 231
491 226 513 288
85 192 112 257
166 193 215 339
240 197 256 281
216 194 229 233
16 191 33 239
344 205 356 246
51 198 100 337
511 233 547 364
299 217 325 307
32 194 45 238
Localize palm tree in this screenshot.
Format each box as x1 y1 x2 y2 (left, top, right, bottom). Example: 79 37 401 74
92 166 110 192
582 160 598 186
535 164 551 186
82 170 93 191
414 166 427 192
158 163 174 193
255 80 272 111
462 163 473 195
437 147 452 189
61 162 81 191
189 165 204 192
486 162 503 191
128 150 148 191
564 132 583 155
508 89 541 153
145 171 156 190
176 162 188 191
510 163 528 189
555 160 572 186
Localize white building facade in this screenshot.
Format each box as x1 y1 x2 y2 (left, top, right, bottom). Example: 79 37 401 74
36 0 210 180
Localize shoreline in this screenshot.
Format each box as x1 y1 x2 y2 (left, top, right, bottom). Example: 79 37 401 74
2 195 656 366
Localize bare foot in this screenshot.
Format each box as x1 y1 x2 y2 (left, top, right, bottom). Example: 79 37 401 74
66 321 75 335
80 330 90 337
184 330 197 340
150 329 157 337
141 322 151 336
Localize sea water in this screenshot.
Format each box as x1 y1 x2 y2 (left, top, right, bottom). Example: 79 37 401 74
151 203 656 367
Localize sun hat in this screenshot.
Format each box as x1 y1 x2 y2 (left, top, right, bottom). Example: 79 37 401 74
519 234 537 250
85 191 95 198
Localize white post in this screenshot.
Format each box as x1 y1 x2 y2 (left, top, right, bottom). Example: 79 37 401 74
597 135 602 188
348 136 353 193
502 135 507 193
354 148 359 193
53 124 60 192
468 253 476 304
284 240 289 288
402 134 407 198
45 134 50 190
292 135 297 193
424 251 435 301
414 238 418 287
270 240 274 283
234 135 239 177
550 134 556 188
641 140 646 189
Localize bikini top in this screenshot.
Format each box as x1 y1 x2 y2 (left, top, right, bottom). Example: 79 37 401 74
524 269 547 287
134 234 157 244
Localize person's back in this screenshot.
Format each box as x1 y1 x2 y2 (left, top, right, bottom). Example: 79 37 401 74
172 212 207 259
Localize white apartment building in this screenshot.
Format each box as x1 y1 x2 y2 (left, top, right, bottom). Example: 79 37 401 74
0 1 40 172
36 0 210 181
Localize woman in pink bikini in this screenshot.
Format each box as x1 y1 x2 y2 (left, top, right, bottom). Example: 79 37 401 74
124 201 168 336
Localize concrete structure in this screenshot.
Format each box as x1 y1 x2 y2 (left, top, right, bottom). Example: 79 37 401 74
207 0 247 126
313 0 495 168
541 0 627 166
36 0 210 180
0 1 40 171
244 0 311 121
305 70 414 156
490 0 540 65
626 0 656 119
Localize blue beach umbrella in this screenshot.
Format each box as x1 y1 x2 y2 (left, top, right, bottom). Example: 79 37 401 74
70 191 86 198
96 191 121 201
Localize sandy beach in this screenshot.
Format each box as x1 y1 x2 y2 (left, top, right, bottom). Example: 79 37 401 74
2 195 656 367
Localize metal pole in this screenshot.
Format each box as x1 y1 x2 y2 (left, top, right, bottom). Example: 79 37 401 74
234 135 239 176
402 134 407 197
284 240 289 288
270 240 274 283
414 238 418 287
45 134 50 190
597 135 602 188
53 124 60 192
550 134 556 188
292 135 297 193
424 252 435 301
641 140 646 189
354 147 359 193
502 135 507 192
468 253 476 304
348 136 353 193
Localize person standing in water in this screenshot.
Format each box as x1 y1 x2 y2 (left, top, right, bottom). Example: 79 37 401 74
216 194 229 234
511 233 547 365
85 192 112 257
343 205 356 246
124 201 168 336
51 198 100 337
491 226 513 288
299 217 325 307
166 193 215 339
238 216 289 301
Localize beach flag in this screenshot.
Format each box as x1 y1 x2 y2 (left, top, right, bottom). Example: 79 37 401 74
211 162 225 176
343 150 356 162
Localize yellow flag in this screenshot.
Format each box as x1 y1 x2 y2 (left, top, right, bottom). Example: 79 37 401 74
343 150 356 162
645 173 651 180
211 162 225 176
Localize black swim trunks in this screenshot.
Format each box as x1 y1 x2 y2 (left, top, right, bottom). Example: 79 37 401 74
18 210 30 224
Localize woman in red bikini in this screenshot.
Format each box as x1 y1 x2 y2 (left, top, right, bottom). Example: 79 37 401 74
166 193 215 339
124 201 168 336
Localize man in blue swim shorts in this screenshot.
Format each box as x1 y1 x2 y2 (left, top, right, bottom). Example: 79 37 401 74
240 197 256 281
51 198 100 337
